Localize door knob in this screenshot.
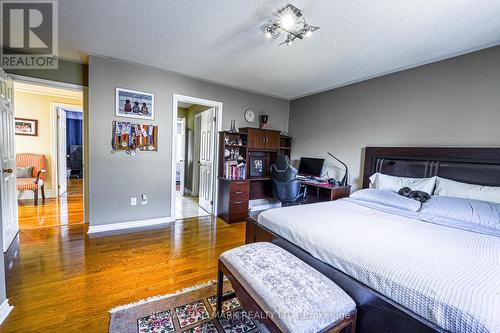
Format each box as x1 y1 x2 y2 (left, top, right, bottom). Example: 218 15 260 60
1 168 13 174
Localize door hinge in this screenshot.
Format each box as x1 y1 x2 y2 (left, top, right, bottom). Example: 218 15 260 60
213 116 216 122
210 200 214 205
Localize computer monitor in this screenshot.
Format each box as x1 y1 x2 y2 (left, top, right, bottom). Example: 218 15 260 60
298 157 325 177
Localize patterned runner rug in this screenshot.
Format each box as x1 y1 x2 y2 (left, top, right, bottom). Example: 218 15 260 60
108 280 270 333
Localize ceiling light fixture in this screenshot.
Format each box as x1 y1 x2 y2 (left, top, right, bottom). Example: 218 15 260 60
264 4 319 46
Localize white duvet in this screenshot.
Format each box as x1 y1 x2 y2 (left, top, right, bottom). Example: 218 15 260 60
258 199 500 333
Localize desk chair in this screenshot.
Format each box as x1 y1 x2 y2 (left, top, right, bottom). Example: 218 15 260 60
271 155 307 206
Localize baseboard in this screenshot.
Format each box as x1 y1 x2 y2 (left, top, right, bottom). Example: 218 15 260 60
17 189 56 200
0 299 13 325
87 216 175 234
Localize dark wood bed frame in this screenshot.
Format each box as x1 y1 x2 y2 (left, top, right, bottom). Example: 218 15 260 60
245 147 500 333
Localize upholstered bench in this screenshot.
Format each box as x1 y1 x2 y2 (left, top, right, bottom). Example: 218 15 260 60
217 242 356 333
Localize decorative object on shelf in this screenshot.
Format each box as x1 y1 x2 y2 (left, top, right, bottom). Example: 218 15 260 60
259 115 268 129
244 108 255 123
264 4 320 46
229 120 237 132
111 121 158 154
14 118 38 136
115 87 155 120
222 131 247 180
328 152 348 186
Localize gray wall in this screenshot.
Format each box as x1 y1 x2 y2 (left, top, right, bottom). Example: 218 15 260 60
6 59 88 86
88 56 289 226
289 45 500 190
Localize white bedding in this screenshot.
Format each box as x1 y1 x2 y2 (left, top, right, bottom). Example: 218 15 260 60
258 199 500 333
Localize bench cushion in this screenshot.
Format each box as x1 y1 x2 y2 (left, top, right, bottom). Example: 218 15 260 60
220 242 356 333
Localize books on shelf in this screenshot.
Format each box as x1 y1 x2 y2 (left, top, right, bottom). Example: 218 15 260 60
224 160 246 180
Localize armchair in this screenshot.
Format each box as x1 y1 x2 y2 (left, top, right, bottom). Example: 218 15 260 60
16 153 46 205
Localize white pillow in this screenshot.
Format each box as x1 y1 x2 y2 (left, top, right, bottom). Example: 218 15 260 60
434 177 500 204
369 173 436 194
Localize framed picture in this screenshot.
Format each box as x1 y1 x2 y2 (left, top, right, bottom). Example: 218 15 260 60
249 152 266 177
115 87 155 120
15 118 38 136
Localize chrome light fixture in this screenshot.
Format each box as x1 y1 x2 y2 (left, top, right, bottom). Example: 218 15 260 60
264 4 319 46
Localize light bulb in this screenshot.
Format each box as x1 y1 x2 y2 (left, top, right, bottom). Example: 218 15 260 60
305 30 312 37
287 39 293 46
280 13 295 30
265 31 273 39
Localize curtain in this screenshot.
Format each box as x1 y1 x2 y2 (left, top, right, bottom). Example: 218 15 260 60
66 111 82 154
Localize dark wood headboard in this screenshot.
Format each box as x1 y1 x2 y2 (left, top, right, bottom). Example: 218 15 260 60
362 147 500 189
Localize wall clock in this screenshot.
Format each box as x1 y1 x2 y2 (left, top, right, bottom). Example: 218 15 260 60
244 109 256 123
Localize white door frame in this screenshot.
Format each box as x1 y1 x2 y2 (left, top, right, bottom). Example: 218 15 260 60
12 75 86 205
176 117 186 195
171 94 222 220
50 103 83 197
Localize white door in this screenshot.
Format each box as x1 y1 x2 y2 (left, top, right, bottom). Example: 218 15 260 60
57 107 67 196
198 108 215 213
0 72 19 252
192 114 201 197
176 118 186 194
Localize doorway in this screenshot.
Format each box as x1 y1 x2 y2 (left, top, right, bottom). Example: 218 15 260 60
172 95 222 220
13 80 84 230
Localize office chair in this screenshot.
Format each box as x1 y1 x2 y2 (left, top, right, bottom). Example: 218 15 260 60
271 155 307 206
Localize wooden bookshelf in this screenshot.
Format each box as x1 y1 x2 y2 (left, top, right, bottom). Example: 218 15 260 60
217 129 291 223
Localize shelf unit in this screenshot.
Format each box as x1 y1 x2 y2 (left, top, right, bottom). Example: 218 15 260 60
217 129 292 223
279 135 292 157
218 132 247 180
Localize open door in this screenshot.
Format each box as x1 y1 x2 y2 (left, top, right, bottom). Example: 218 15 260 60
198 108 215 213
57 107 67 196
176 118 186 194
192 114 201 197
0 72 19 252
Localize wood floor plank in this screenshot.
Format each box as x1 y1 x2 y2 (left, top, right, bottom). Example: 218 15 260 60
1 216 246 332
17 179 84 230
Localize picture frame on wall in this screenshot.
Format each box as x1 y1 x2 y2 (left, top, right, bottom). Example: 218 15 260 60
14 118 38 136
115 87 155 120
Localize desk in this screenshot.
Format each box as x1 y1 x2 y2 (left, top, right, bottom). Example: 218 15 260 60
300 180 351 203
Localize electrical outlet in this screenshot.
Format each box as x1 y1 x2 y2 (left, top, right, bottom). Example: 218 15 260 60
141 194 147 205
131 197 137 206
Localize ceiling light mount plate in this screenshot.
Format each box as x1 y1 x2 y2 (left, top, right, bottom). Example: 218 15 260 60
264 3 319 46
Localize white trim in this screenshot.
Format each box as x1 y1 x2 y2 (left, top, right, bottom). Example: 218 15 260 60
50 102 83 197
171 94 223 220
9 74 84 92
87 216 174 234
0 299 13 325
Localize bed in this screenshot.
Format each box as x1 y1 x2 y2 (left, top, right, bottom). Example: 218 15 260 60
245 147 500 333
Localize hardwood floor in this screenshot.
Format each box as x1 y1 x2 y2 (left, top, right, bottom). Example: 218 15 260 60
17 179 84 229
1 216 246 332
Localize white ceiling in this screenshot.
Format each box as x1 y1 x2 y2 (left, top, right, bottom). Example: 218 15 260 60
59 0 500 100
